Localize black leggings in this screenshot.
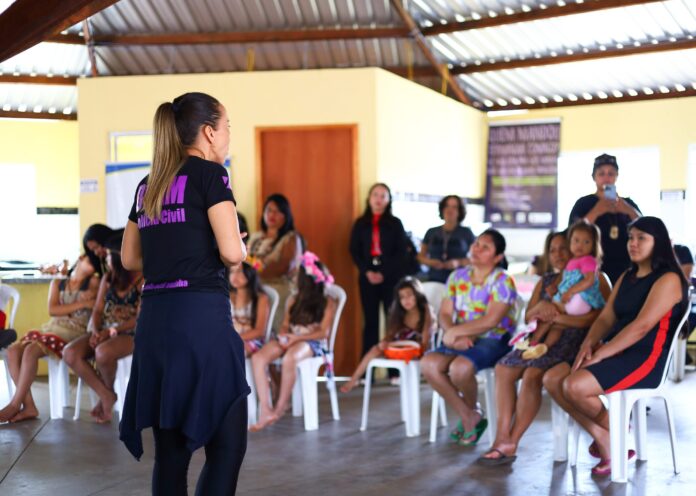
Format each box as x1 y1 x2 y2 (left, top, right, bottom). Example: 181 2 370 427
152 399 247 495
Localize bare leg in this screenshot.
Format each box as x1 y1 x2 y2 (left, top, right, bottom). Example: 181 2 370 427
341 345 383 393
0 342 45 422
448 356 483 441
63 335 112 422
249 341 284 431
484 364 524 456
94 335 134 422
5 343 39 420
272 342 313 418
563 369 610 458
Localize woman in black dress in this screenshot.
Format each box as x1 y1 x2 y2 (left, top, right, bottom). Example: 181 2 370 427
349 183 408 355
568 154 641 283
120 92 248 495
561 216 688 476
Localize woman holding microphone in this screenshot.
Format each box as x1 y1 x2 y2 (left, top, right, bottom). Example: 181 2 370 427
120 92 248 495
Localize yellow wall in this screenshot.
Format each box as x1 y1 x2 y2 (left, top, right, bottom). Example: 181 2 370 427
487 97 696 190
375 71 485 197
78 69 382 232
0 119 79 207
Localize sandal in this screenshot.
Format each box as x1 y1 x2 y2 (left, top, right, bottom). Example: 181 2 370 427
591 458 611 477
457 417 488 447
589 441 636 461
449 419 464 442
477 448 517 466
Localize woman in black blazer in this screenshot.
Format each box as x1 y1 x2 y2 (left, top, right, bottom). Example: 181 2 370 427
350 183 408 355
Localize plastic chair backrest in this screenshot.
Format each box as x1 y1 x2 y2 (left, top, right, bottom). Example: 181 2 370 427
0 284 20 328
261 285 279 341
421 281 446 317
659 287 692 387
325 284 347 353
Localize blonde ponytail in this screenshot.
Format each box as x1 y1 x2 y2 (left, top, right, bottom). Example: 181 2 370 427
143 102 185 220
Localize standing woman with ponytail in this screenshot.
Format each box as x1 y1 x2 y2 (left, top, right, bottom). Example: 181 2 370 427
120 93 248 495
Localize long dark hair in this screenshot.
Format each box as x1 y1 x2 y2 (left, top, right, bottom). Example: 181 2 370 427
387 277 429 335
289 262 328 326
626 217 689 295
104 234 134 292
145 92 222 219
260 193 295 246
480 228 508 270
359 183 394 223
230 262 264 326
82 223 116 277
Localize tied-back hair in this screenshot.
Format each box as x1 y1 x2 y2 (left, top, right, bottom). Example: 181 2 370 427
542 230 568 274
144 92 222 220
626 216 689 300
104 234 134 292
231 262 264 326
289 261 328 326
260 194 295 247
480 228 508 270
387 277 429 336
568 220 603 265
359 183 394 223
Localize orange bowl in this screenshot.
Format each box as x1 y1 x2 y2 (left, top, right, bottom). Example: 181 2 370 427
384 340 423 362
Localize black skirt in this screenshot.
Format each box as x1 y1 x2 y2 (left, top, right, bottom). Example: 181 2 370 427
119 291 249 459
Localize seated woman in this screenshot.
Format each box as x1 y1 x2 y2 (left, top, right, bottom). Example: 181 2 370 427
560 216 688 476
0 255 99 422
478 231 611 465
229 262 270 356
64 235 143 423
341 276 434 393
421 229 517 446
249 252 337 431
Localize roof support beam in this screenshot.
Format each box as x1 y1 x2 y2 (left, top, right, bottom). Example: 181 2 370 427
422 0 664 36
48 26 411 46
0 0 119 63
0 74 78 85
390 0 472 105
0 110 77 120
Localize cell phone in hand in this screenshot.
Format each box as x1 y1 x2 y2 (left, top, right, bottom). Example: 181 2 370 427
603 184 617 200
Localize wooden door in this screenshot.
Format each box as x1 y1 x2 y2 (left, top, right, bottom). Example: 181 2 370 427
257 125 360 375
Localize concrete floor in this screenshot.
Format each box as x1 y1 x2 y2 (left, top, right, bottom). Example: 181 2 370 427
1 372 695 496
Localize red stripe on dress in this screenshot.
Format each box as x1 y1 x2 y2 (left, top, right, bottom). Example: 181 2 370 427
605 309 672 394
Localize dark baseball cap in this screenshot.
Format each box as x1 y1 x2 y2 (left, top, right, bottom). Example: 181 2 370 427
593 153 618 174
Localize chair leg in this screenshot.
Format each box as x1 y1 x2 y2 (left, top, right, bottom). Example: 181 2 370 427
327 377 340 421
439 397 447 427
245 360 257 426
608 393 630 483
663 397 679 474
299 363 319 431
59 360 70 408
429 391 440 443
360 364 375 432
482 369 497 446
569 419 581 467
398 365 411 436
551 401 569 462
3 358 16 399
47 358 64 419
633 399 648 461
408 361 420 437
73 378 82 421
292 375 303 417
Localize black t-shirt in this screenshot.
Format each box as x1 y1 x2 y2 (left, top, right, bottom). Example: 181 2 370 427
422 225 475 283
128 156 235 296
568 194 641 284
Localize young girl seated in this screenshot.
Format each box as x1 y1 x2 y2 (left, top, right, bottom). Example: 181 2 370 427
517 221 605 359
341 276 433 393
0 255 99 422
249 251 337 431
229 262 270 356
64 235 142 423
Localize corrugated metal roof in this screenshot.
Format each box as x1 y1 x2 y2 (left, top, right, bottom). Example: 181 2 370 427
1 0 696 117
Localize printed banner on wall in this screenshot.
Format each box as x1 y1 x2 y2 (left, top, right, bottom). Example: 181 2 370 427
484 121 560 228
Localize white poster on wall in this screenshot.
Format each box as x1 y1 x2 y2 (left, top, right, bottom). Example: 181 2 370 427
105 162 150 229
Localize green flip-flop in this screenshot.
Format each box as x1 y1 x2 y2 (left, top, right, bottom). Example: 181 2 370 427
457 417 488 447
449 419 465 442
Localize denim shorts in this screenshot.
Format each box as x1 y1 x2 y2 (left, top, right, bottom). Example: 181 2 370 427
431 336 512 372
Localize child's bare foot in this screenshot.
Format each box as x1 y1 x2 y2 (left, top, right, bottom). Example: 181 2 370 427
9 406 39 423
340 379 358 393
249 411 278 432
90 401 103 419
96 390 117 424
0 403 21 423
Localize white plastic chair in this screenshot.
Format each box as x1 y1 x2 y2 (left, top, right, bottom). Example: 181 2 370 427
42 355 71 419
246 285 279 426
73 354 132 420
290 284 346 431
669 286 694 382
428 294 526 444
360 282 446 437
0 284 20 400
